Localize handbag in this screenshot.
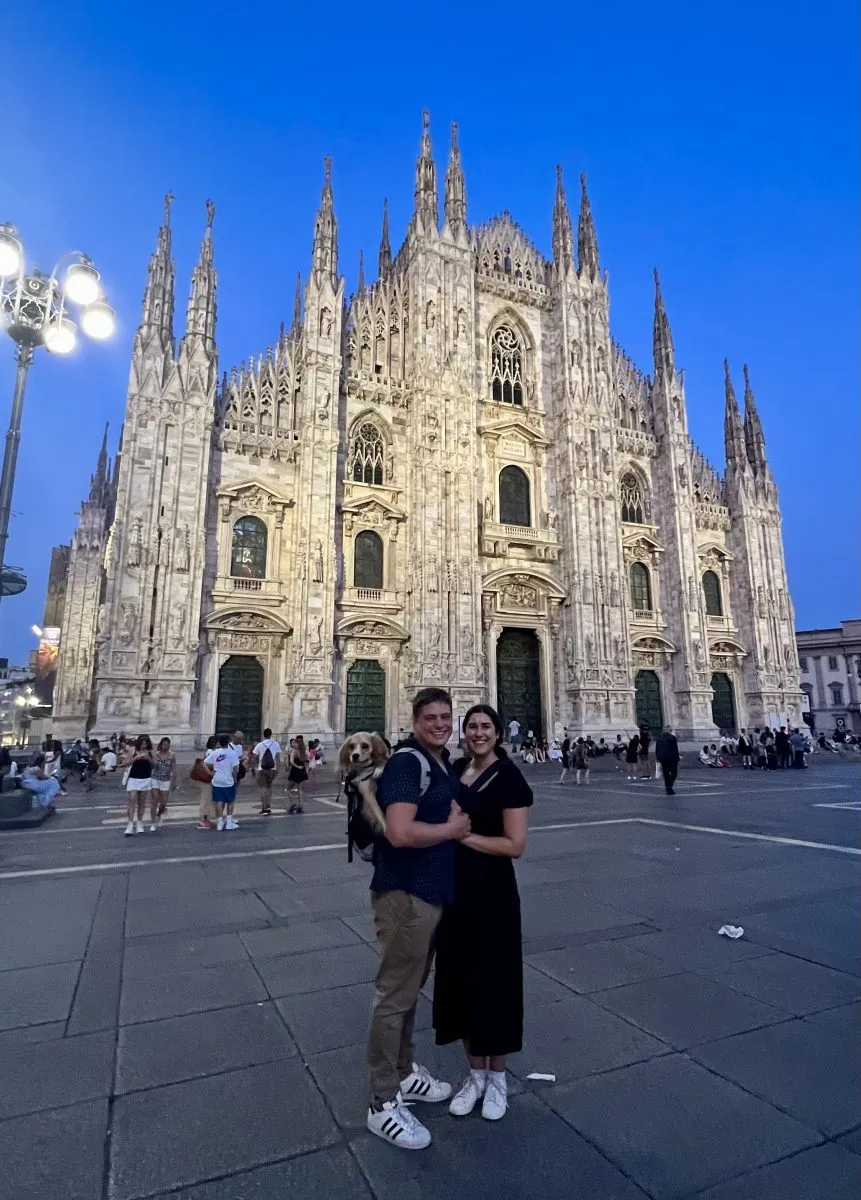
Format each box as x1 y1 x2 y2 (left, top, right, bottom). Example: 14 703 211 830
190 758 213 783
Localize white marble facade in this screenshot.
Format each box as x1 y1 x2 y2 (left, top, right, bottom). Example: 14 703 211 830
50 116 802 748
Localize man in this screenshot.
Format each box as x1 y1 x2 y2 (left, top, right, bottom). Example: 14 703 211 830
365 687 471 1151
228 731 247 790
507 717 521 754
252 727 281 815
655 726 680 794
204 734 240 831
638 725 652 780
775 726 791 769
789 727 808 768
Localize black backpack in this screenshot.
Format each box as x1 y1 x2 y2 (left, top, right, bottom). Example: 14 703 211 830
260 743 275 771
346 747 431 863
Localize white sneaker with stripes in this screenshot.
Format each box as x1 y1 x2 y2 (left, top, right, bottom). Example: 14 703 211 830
399 1061 453 1103
366 1093 431 1150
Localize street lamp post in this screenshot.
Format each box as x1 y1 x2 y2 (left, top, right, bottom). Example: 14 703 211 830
0 225 115 600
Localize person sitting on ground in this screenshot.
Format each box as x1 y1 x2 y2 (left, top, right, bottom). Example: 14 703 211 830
99 747 117 774
595 738 609 757
709 743 730 767
547 740 563 763
699 744 718 767
613 734 626 759
20 754 61 807
584 736 596 758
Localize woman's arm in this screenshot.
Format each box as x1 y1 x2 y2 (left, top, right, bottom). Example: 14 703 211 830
461 807 528 859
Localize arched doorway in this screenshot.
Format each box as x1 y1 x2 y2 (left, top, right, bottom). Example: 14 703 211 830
345 659 386 736
496 628 542 738
711 672 736 732
215 655 263 742
635 669 663 732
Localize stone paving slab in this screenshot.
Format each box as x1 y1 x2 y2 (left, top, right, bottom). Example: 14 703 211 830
119 959 268 1024
591 969 788 1050
837 1127 861 1156
276 981 431 1057
544 1054 821 1199
122 929 250 978
146 1145 374 1199
0 898 96 970
525 937 682 993
0 1029 114 1120
698 950 861 1015
239 916 363 958
803 1000 861 1036
621 924 774 971
0 960 81 1030
124 890 272 937
108 1060 340 1200
116 1001 297 1093
693 1141 861 1200
253 941 381 998
255 880 372 919
690 1018 861 1137
0 1098 108 1200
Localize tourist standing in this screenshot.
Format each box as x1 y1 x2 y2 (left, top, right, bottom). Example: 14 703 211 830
790 727 808 769
287 735 309 814
625 730 640 780
573 737 590 785
149 737 177 831
228 731 247 792
365 687 469 1151
638 725 652 780
737 729 753 769
252 727 281 815
655 727 680 795
204 734 240 831
194 735 218 828
507 718 521 754
558 732 571 784
434 704 532 1123
124 735 153 835
775 726 791 769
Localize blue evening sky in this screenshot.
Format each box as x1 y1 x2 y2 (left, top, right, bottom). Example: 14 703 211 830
0 0 857 664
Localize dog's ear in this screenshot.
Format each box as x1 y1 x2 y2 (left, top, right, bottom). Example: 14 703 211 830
369 734 390 765
337 739 354 771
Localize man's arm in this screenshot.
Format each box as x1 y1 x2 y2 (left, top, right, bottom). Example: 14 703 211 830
383 800 469 849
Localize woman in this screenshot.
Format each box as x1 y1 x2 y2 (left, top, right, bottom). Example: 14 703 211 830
149 737 177 832
625 730 640 780
195 735 218 829
287 735 309 814
737 729 752 769
20 754 62 808
572 737 590 784
433 704 533 1122
45 739 68 795
124 735 153 835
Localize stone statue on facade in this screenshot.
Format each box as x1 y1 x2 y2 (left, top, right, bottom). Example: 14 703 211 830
313 542 324 583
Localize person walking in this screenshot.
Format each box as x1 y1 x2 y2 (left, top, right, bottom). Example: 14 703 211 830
434 704 532 1123
625 730 640 780
573 737 590 785
655 726 680 795
124 735 153 835
287 735 309 813
252 727 282 815
205 734 240 831
507 718 521 754
637 725 652 780
558 732 571 784
365 687 471 1152
149 737 177 831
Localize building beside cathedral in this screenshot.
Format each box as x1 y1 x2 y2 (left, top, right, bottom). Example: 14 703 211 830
47 114 802 748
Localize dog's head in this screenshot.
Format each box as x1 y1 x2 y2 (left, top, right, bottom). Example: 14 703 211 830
338 732 389 773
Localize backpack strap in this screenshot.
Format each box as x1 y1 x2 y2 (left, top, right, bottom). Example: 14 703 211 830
391 746 432 797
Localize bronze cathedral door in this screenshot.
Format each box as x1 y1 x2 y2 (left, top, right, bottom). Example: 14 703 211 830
496 628 542 738
215 655 263 743
345 659 386 737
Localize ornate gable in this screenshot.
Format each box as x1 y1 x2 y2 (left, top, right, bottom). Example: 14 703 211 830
474 214 549 305
217 481 294 516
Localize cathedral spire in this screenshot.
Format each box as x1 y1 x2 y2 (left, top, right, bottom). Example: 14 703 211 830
652 269 675 378
139 192 175 346
444 122 467 233
182 199 217 348
378 198 392 276
552 164 574 273
742 363 767 472
357 248 365 294
311 156 338 284
413 109 438 234
577 173 599 281
292 271 302 332
723 359 746 469
88 422 110 505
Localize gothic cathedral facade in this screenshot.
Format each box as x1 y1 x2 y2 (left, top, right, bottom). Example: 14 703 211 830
49 115 803 747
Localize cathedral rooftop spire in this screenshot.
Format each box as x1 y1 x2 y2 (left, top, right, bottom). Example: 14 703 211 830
444 122 467 234
577 173 599 281
139 191 175 347
311 156 338 284
292 271 302 332
652 268 675 378
413 109 438 234
182 199 217 348
88 422 110 505
552 164 574 273
378 198 392 276
357 247 365 294
742 362 767 472
723 359 746 469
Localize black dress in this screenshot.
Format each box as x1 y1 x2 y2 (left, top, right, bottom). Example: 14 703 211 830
433 756 533 1057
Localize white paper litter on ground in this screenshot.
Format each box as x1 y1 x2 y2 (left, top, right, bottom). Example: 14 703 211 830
526 1072 556 1082
717 924 744 939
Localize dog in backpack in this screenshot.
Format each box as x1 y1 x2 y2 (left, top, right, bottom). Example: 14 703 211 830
338 732 390 836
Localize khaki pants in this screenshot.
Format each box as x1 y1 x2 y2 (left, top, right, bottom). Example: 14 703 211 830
367 889 441 1103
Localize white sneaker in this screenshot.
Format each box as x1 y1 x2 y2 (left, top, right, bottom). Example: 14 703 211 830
225 817 240 830
481 1073 508 1121
148 823 158 833
135 821 145 834
449 1072 486 1117
366 1093 431 1150
123 821 134 836
216 817 225 831
400 1062 452 1103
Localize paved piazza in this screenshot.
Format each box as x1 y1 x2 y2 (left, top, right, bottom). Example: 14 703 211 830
1 756 859 1200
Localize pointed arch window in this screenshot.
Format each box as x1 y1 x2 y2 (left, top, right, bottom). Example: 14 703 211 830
354 530 384 590
230 516 267 579
620 473 646 524
349 422 384 486
629 562 652 612
703 570 723 616
490 325 524 406
499 465 531 527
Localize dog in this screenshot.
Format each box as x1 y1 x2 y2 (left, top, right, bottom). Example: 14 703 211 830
337 732 390 835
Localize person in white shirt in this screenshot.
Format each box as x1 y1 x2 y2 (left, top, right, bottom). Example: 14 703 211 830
252 727 282 815
507 719 521 752
99 749 117 774
204 734 240 830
